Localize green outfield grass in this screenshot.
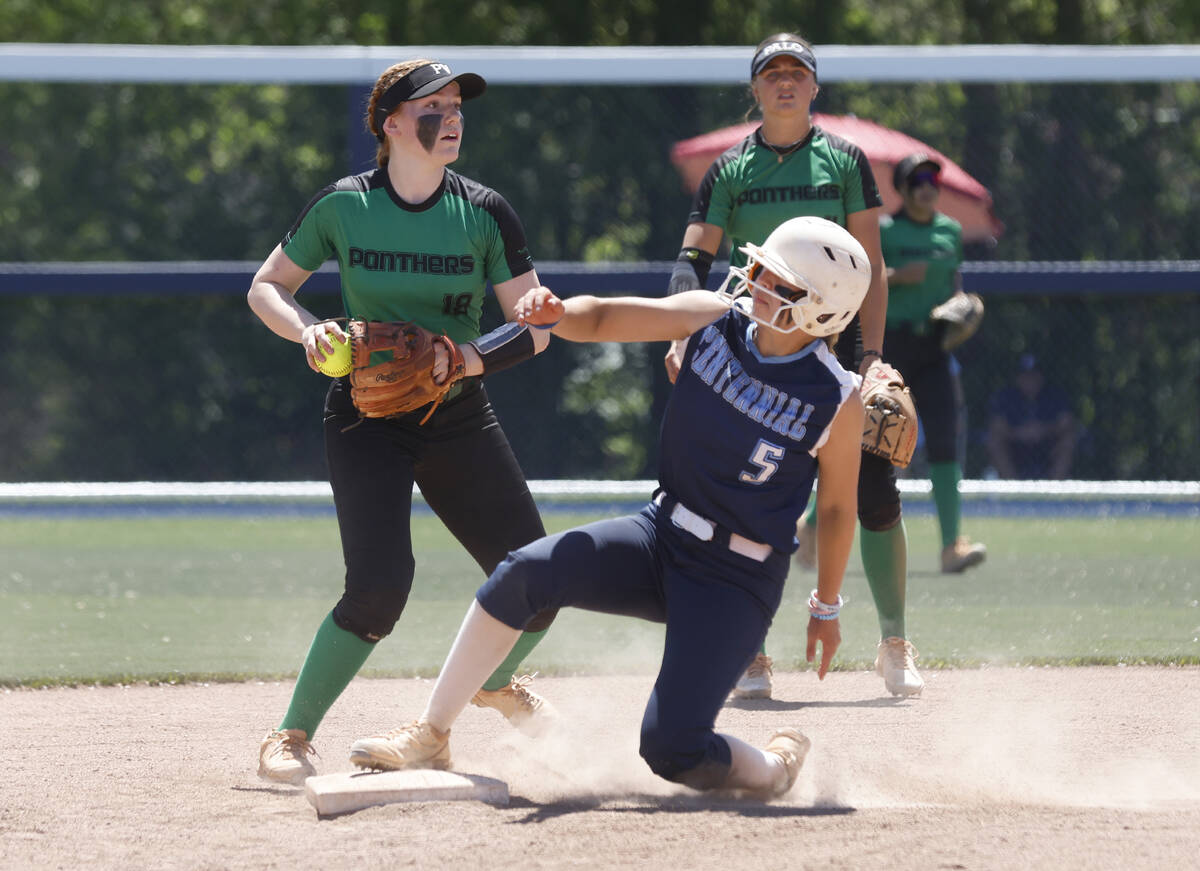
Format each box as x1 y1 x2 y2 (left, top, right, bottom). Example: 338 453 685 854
1 510 1197 686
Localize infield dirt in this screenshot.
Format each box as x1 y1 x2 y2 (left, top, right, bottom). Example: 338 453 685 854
2 667 1198 870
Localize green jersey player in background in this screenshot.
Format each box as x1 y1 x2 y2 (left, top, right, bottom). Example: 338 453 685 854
881 152 986 575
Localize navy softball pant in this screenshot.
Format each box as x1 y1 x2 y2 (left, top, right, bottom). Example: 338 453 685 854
476 501 790 789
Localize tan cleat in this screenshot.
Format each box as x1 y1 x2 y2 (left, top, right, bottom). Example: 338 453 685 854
349 720 451 772
471 674 557 737
765 728 812 798
258 729 317 785
793 519 817 571
941 536 987 573
730 653 774 700
875 637 925 697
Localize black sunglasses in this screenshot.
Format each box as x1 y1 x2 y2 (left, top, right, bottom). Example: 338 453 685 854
907 170 940 188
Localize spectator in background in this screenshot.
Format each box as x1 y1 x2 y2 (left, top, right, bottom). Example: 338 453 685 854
881 153 986 575
987 354 1078 479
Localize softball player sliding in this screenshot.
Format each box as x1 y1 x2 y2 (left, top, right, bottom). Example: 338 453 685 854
664 33 923 699
248 59 560 786
348 217 868 798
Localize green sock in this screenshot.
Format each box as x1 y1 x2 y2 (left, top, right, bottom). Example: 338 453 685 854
802 494 817 528
929 461 963 548
860 520 908 640
278 612 376 738
481 627 548 691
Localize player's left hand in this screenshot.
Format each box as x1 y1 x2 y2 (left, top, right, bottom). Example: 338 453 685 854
514 286 565 328
806 616 841 680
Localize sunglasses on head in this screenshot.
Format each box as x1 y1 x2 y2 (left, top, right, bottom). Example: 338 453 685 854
907 170 940 188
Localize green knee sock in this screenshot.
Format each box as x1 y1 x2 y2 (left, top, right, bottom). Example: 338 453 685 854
481 627 549 691
860 520 908 640
929 461 962 548
278 612 376 739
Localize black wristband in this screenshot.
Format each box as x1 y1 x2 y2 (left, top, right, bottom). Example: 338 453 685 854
667 247 715 295
467 320 537 376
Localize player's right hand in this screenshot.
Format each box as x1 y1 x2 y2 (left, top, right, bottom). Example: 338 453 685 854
806 615 841 680
302 320 347 373
663 338 686 383
514 286 565 328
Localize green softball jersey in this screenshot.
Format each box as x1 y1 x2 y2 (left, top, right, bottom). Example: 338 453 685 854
282 167 534 344
688 126 882 267
879 210 963 329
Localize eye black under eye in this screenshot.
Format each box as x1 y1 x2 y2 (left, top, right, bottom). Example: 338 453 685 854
775 283 805 300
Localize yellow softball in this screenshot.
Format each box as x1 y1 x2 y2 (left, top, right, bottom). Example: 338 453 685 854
314 333 352 377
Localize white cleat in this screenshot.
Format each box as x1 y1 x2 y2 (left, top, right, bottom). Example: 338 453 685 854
258 729 317 785
875 637 925 697
471 674 558 737
765 728 812 798
942 536 987 573
349 720 451 772
730 653 774 700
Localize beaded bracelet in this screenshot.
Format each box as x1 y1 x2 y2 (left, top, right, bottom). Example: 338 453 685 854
808 590 843 621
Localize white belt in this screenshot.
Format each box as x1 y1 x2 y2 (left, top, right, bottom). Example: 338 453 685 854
654 493 772 563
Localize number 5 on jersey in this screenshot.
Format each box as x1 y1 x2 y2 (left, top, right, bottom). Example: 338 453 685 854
739 439 786 484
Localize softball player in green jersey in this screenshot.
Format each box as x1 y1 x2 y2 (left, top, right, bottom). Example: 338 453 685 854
248 59 559 786
881 153 986 575
664 33 924 699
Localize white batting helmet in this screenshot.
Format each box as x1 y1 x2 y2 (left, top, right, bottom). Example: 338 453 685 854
716 216 871 336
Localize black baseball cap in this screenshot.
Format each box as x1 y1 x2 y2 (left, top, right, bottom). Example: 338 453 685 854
751 37 817 79
373 62 487 139
893 152 942 189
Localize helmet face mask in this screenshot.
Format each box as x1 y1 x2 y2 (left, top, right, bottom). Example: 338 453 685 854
719 257 816 335
715 216 871 338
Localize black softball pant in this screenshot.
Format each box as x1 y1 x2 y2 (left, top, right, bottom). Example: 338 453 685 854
322 377 553 643
476 501 790 789
835 324 903 531
884 326 961 464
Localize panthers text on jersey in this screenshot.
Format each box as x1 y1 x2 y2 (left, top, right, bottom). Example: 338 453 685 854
282 168 534 344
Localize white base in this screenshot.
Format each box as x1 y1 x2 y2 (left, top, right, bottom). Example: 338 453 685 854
305 768 509 816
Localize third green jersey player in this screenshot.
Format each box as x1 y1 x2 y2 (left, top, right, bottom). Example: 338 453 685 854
882 152 987 576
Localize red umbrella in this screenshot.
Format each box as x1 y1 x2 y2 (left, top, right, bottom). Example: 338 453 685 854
669 113 1004 242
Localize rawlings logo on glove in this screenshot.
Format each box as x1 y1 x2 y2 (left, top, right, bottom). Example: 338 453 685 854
348 320 466 424
861 361 919 468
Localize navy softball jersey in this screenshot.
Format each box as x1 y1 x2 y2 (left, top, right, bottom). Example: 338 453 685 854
474 307 857 787
662 308 859 554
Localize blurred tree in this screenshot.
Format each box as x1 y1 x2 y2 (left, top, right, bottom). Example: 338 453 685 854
0 0 1196 480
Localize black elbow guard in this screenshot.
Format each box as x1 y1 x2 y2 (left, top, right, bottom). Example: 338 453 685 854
467 320 537 376
667 247 714 295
